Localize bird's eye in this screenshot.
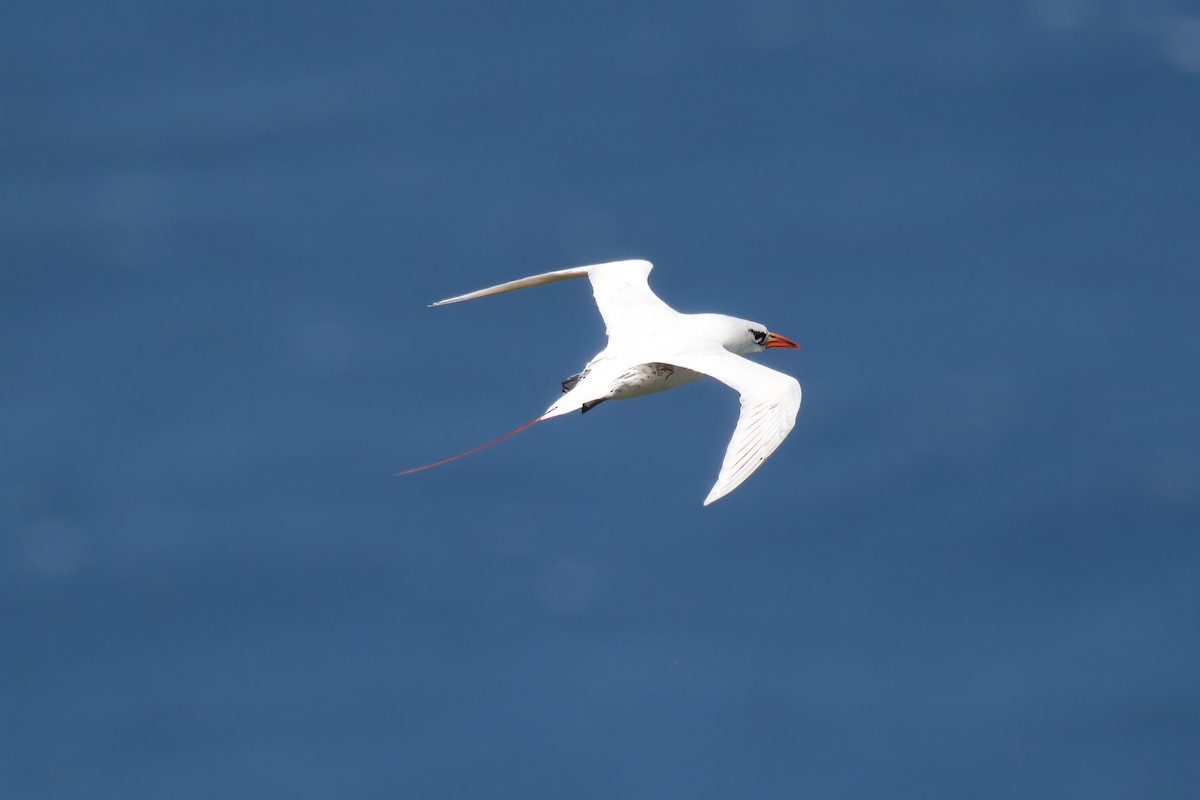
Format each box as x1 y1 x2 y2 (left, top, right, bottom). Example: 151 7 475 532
751 329 767 345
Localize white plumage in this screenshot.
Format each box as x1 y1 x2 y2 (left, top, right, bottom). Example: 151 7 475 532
404 259 802 505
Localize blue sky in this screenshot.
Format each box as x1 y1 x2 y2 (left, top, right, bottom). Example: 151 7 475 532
3 1 1199 797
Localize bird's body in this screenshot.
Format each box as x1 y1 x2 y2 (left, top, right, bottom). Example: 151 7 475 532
402 259 802 505
583 361 703 402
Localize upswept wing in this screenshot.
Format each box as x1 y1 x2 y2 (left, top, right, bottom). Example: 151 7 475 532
662 347 802 505
430 259 673 340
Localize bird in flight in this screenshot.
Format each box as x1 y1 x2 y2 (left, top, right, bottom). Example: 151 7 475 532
399 259 802 505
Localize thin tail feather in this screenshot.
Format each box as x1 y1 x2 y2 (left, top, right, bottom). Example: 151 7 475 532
395 415 544 476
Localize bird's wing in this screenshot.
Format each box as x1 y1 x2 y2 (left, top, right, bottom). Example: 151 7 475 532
659 346 802 505
430 259 673 341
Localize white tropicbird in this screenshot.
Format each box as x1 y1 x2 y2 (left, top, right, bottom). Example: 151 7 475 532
400 259 802 505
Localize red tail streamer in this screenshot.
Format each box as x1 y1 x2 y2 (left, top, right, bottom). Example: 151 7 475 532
395 415 544 476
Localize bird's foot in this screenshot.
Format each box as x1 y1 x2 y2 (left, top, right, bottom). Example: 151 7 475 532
581 399 606 414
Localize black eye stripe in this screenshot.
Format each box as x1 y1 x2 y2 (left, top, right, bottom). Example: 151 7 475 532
750 329 766 344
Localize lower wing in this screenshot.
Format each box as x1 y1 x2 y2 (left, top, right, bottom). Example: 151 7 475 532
661 347 802 505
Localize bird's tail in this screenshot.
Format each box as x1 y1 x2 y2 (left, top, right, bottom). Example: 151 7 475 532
395 415 544 476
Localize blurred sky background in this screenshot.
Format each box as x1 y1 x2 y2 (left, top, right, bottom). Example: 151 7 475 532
3 1 1199 798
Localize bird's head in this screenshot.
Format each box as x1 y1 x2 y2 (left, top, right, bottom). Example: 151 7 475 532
738 321 801 356
685 313 801 356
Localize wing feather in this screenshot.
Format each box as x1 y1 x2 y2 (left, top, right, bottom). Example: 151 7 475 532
660 347 802 505
429 265 589 306
429 260 673 343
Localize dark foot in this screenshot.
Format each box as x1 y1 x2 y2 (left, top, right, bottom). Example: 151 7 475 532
561 373 582 393
581 399 606 414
